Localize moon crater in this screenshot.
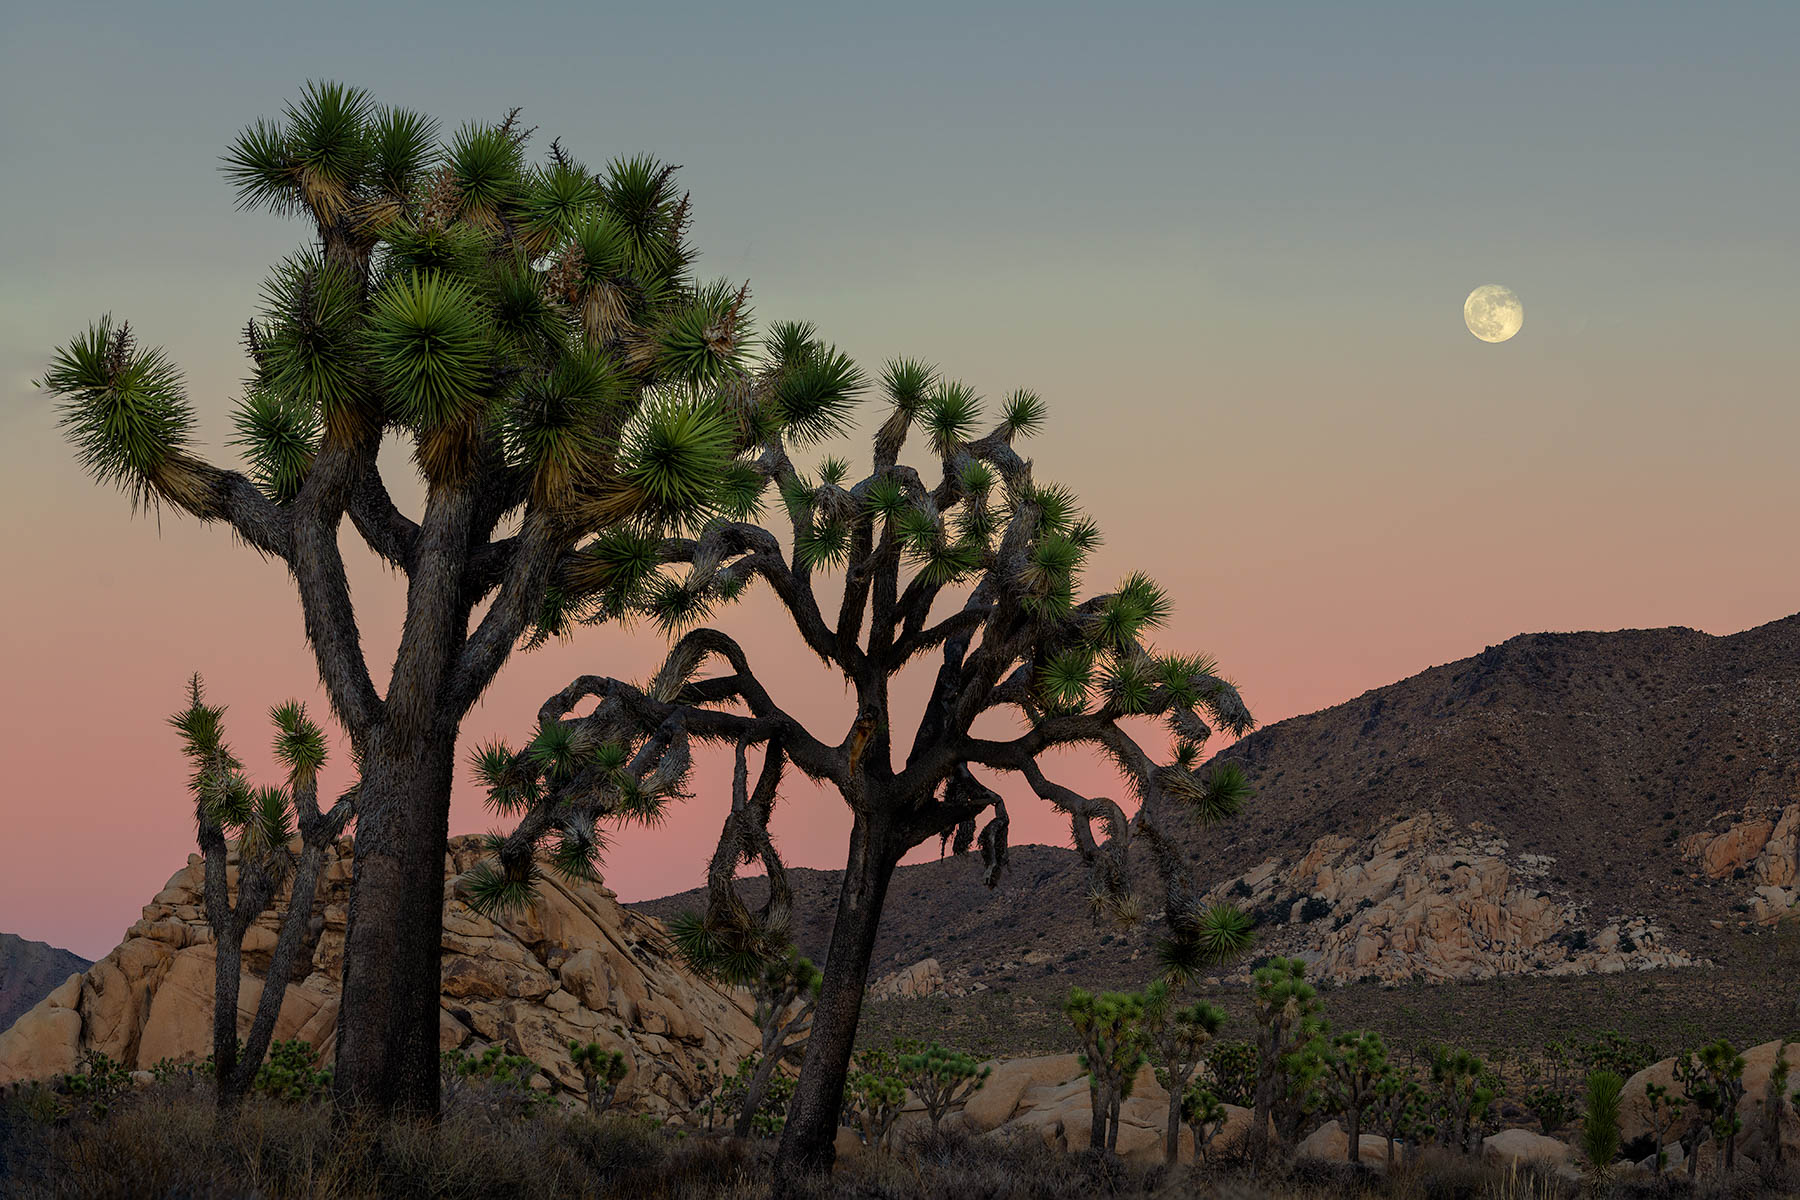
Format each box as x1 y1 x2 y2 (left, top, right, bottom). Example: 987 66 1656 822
1464 284 1523 343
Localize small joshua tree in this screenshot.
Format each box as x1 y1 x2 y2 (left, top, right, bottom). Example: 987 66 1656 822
569 1040 629 1116
1579 1069 1625 1183
1697 1040 1747 1176
843 1047 907 1150
1182 1085 1228 1164
1067 988 1150 1155
1247 957 1322 1163
1322 1031 1389 1163
171 676 353 1109
898 1043 990 1132
1760 1037 1795 1166
1369 1068 1429 1171
471 361 1258 1177
1426 1044 1497 1155
711 951 823 1139
1643 1080 1685 1176
1143 980 1228 1163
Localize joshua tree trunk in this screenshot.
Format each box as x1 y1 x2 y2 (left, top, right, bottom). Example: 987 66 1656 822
733 1051 787 1139
775 815 900 1179
1089 1076 1110 1154
1166 1087 1184 1163
1107 1092 1123 1153
333 736 457 1114
1346 1108 1362 1163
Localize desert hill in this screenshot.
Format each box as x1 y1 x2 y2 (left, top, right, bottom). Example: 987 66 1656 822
635 615 1800 1053
0 933 91 1032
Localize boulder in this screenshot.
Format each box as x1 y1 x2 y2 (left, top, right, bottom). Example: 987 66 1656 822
1482 1127 1574 1169
1296 1119 1393 1168
0 835 760 1120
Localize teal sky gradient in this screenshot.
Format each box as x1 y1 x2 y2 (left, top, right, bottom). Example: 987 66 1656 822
3 1 1797 958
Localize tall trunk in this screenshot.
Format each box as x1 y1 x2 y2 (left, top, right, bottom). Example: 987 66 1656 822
1165 1083 1183 1163
1089 1076 1108 1154
1346 1105 1362 1163
211 921 245 1108
1106 1091 1122 1153
774 815 899 1181
332 733 456 1115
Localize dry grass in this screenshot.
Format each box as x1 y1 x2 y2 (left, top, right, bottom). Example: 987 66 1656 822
3 1084 1795 1200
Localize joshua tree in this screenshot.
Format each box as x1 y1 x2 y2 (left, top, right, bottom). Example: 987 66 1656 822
1142 980 1227 1163
1247 957 1322 1163
468 365 1257 1176
1181 1085 1228 1164
898 1043 990 1132
1696 1040 1747 1176
171 676 352 1109
568 1040 629 1116
1760 1037 1795 1165
1642 1080 1685 1175
843 1047 907 1150
38 82 855 1115
1579 1069 1625 1182
1322 1031 1389 1163
724 951 822 1138
1368 1069 1429 1171
1067 988 1151 1155
1426 1044 1497 1155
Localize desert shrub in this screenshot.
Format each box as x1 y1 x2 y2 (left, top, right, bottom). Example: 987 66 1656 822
1298 896 1333 923
441 1045 551 1122
252 1039 333 1102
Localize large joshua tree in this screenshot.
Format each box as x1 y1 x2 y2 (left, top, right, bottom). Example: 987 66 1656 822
469 363 1257 1176
37 82 861 1114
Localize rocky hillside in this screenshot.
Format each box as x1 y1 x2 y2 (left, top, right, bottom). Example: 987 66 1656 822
0 836 759 1116
638 615 1800 998
0 933 91 1032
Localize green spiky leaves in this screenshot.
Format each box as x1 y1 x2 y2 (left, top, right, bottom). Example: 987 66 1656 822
1001 389 1047 439
366 270 491 429
41 319 197 510
921 381 981 456
231 387 319 503
656 279 750 387
1036 648 1096 712
881 358 937 416
616 397 734 527
1156 903 1256 984
448 121 525 229
772 346 866 445
269 701 327 782
505 349 625 508
461 854 542 916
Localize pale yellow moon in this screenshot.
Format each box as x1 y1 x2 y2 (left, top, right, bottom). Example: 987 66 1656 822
1464 284 1523 342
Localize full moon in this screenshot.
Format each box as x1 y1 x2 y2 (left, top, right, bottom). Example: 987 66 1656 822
1464 284 1523 343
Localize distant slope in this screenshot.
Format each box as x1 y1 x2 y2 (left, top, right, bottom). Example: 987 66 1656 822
634 615 1800 991
0 932 91 1032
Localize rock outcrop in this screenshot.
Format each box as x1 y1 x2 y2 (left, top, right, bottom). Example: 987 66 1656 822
0 933 91 1033
1683 804 1800 924
868 957 949 1000
1206 812 1697 984
0 836 758 1117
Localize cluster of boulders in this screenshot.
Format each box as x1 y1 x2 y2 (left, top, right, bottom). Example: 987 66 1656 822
1682 803 1800 924
867 957 952 1001
0 836 760 1118
1205 812 1695 984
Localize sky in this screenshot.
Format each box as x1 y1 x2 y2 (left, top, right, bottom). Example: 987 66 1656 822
2 1 1797 960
